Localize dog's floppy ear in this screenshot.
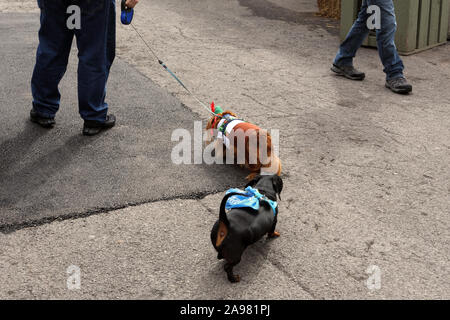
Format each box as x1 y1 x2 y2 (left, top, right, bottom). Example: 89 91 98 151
205 115 216 130
272 175 283 200
245 175 261 188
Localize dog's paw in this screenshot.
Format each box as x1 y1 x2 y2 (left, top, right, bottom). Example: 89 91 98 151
268 231 281 238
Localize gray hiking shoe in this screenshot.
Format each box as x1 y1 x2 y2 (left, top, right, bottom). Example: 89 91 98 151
385 77 412 94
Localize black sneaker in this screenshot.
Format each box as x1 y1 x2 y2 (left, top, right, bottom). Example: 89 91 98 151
331 64 365 80
30 109 56 128
83 114 116 136
385 77 412 94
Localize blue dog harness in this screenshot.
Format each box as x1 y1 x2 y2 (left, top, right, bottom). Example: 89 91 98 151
225 186 278 215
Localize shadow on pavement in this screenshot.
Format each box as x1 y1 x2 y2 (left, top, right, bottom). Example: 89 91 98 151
0 13 246 231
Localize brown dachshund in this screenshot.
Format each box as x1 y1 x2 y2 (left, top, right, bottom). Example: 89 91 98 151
205 110 282 180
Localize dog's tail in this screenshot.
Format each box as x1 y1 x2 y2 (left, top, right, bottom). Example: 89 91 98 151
219 192 238 226
215 192 238 248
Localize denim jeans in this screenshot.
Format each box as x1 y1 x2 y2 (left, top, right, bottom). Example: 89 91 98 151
31 0 116 121
334 0 404 80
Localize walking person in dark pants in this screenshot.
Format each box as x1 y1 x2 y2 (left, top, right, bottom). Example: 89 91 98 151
30 0 139 135
331 0 412 94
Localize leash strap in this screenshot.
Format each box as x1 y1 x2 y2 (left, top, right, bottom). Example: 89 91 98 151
127 20 222 118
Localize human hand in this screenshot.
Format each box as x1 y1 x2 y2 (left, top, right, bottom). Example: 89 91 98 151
125 0 139 9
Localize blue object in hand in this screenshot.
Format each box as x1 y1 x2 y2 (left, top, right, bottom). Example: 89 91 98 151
121 0 134 25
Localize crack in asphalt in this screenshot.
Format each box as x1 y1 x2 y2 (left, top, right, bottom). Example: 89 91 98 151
254 246 316 299
0 189 227 234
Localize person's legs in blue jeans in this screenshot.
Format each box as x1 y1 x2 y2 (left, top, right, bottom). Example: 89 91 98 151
372 0 404 80
332 0 411 92
333 0 405 79
31 0 74 119
334 0 370 67
75 0 116 123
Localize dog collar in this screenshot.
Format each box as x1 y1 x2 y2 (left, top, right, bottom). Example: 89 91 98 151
225 186 277 215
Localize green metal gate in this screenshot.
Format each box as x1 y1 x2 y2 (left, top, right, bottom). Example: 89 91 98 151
340 0 449 55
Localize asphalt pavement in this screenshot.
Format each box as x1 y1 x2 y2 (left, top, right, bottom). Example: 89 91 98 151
0 0 449 300
0 13 244 231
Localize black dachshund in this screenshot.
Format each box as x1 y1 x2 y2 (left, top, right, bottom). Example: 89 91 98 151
211 175 283 282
